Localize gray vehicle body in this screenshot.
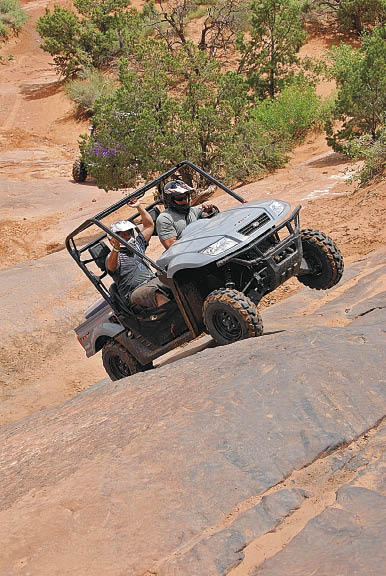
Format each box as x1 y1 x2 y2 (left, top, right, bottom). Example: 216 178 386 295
158 200 291 276
75 298 120 358
68 160 343 380
75 198 297 357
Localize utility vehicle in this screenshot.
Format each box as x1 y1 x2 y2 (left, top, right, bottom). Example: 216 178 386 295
72 124 95 182
72 113 136 183
66 161 344 381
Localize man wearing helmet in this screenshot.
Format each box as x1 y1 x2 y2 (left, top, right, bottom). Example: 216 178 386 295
106 199 169 310
156 179 216 249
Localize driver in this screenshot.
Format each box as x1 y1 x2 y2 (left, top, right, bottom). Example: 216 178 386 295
156 179 217 249
106 199 170 310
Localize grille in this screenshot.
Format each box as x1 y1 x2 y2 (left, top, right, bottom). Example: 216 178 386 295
238 212 270 236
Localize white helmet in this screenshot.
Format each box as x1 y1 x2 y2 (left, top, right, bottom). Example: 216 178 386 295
108 220 136 246
110 220 136 234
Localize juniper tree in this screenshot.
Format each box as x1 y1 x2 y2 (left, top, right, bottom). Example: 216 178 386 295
237 0 307 98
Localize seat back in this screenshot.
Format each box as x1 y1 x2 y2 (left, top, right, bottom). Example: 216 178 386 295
89 241 111 272
109 282 188 346
109 282 132 314
148 206 161 236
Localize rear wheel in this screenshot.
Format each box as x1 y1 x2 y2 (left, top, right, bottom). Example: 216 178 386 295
203 289 263 346
297 229 344 290
102 340 143 381
72 158 87 182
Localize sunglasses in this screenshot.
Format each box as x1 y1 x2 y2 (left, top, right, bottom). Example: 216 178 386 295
174 194 189 202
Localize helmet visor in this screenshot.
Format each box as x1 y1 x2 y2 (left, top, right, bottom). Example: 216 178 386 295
164 180 193 194
173 193 190 203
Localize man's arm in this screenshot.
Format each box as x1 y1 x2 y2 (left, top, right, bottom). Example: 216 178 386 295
107 236 120 272
131 199 154 243
156 212 178 249
161 236 178 249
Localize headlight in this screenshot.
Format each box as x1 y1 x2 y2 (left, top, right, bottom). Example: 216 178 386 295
269 201 286 216
201 237 238 256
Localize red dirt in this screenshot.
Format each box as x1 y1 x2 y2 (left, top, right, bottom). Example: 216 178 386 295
0 1 385 425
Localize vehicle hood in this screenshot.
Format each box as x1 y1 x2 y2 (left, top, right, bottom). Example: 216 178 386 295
157 199 290 278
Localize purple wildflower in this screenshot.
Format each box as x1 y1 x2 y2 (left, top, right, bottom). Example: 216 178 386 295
91 141 121 158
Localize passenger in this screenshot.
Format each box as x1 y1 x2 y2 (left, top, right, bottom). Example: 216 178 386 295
106 199 169 310
156 179 216 249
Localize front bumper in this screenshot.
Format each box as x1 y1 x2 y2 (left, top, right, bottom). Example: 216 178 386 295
217 206 302 290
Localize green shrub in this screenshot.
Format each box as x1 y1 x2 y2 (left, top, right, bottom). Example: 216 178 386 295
346 126 386 186
250 81 323 143
0 0 27 40
37 0 141 78
65 69 116 117
222 120 289 183
327 27 386 148
224 81 323 183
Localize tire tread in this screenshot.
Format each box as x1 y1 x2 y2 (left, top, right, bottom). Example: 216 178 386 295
72 158 87 182
102 340 140 381
298 228 344 290
203 288 263 343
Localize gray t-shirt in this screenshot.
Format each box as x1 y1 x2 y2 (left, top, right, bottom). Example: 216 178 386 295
107 232 155 301
156 206 201 241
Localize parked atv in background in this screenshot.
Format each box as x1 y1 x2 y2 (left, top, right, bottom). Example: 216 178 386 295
66 161 344 381
72 112 137 184
72 157 88 183
72 123 95 183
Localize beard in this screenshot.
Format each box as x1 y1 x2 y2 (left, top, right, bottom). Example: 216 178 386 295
172 201 190 214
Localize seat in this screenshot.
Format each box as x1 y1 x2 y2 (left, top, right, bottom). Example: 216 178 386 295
148 206 161 236
109 282 133 314
88 241 111 273
109 281 172 317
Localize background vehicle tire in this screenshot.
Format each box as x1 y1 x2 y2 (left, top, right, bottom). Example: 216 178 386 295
72 158 87 182
297 229 344 290
102 340 142 381
203 289 263 346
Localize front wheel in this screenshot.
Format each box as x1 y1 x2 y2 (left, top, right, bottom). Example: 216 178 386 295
297 229 344 290
102 340 143 381
203 289 263 346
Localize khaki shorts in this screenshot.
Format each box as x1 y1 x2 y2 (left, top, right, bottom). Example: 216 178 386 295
130 277 168 309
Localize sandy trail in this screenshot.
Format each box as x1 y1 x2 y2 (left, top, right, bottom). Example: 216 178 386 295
0 5 386 576
0 1 385 427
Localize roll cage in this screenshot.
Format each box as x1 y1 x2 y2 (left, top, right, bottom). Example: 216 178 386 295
65 161 246 317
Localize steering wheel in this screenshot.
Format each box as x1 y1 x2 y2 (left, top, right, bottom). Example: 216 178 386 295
198 205 219 219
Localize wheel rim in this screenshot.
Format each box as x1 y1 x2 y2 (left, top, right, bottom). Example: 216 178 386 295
304 250 323 275
109 355 132 378
212 309 242 342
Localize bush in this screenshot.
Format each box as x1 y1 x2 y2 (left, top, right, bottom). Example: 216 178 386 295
217 79 323 184
37 0 141 78
221 81 323 183
0 0 27 40
305 1 386 33
347 126 386 186
250 81 323 143
65 69 116 117
327 26 386 147
221 121 289 183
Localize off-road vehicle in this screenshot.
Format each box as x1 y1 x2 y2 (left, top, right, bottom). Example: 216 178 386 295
72 113 136 183
66 161 344 381
72 124 95 183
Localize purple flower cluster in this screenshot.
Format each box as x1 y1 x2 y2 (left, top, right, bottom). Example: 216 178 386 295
91 142 121 158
